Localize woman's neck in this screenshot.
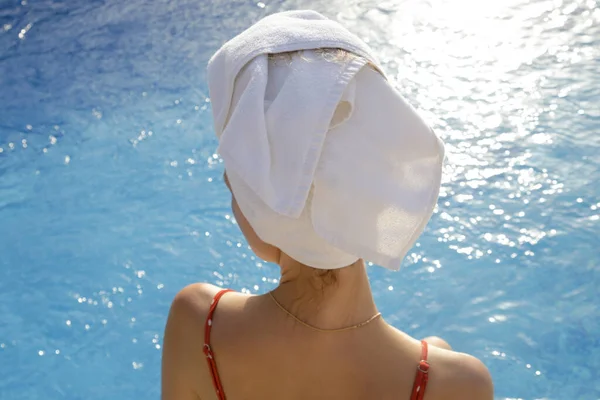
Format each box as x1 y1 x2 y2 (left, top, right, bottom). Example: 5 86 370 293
271 254 379 330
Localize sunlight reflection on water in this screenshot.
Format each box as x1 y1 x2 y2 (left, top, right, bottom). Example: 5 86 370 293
0 0 598 398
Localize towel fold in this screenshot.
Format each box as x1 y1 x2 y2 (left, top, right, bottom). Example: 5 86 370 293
209 10 382 218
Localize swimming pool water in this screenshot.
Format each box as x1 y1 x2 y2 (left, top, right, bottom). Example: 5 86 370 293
1 0 598 398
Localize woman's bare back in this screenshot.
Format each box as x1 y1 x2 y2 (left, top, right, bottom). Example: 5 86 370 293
162 283 493 400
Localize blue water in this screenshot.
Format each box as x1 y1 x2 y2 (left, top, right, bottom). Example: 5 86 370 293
1 0 598 398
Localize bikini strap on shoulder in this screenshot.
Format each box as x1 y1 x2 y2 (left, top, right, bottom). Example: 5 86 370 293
410 340 430 400
203 288 233 400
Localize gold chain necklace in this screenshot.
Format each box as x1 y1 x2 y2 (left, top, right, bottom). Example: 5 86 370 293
268 291 382 333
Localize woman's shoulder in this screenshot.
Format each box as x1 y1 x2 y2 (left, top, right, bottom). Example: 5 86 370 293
167 283 253 332
167 283 244 327
164 283 228 348
171 282 224 310
162 283 239 399
427 344 494 400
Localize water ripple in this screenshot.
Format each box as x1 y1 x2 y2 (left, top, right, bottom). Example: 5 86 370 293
1 0 599 399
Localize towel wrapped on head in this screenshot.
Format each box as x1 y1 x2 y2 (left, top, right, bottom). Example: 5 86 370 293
208 10 445 271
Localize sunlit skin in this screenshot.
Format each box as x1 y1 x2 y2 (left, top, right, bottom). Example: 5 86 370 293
160 172 493 400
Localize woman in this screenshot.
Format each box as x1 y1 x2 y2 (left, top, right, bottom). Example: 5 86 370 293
162 11 493 400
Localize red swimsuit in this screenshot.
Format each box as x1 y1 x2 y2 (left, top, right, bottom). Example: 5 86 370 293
203 289 430 400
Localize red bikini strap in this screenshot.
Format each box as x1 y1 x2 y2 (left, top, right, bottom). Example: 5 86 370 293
203 289 233 400
410 340 430 400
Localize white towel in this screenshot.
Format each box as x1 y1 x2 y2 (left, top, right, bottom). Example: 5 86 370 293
208 10 383 218
208 11 445 270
